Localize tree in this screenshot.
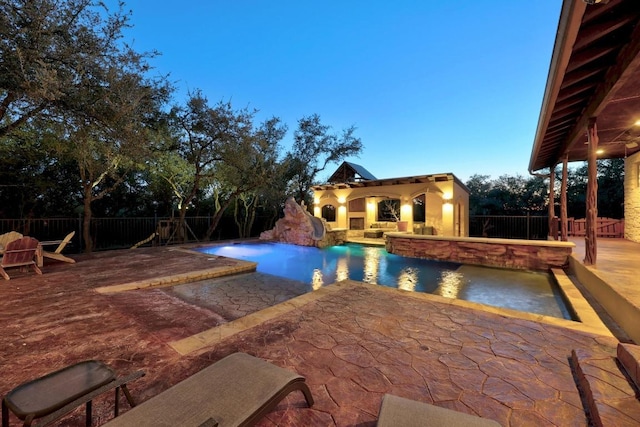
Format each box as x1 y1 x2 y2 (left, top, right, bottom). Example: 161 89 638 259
158 93 247 240
597 158 624 218
285 114 363 203
1 0 171 251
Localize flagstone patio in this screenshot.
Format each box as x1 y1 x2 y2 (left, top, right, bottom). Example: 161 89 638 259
0 245 634 426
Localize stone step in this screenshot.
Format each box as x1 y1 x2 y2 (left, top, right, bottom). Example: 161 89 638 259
618 342 640 391
571 348 640 427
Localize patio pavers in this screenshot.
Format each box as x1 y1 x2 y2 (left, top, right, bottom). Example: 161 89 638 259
0 245 630 426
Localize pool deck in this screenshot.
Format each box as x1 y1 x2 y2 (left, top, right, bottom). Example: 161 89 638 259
0 241 638 426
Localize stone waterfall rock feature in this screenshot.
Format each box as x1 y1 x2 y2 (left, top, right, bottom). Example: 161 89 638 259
260 197 326 246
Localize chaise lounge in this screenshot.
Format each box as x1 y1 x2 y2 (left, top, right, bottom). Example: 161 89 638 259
102 352 314 427
377 394 501 427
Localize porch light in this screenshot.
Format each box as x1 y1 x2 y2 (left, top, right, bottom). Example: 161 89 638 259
338 196 346 204
635 119 640 126
596 149 604 155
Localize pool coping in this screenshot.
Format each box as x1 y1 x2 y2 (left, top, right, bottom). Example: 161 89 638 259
169 277 613 356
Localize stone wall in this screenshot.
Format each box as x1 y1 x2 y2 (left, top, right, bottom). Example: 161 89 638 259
386 234 575 271
625 151 640 243
316 229 348 249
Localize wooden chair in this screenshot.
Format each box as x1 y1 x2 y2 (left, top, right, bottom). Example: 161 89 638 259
39 231 76 266
0 237 42 280
0 232 23 252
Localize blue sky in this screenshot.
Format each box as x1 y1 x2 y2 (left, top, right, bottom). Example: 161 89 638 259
119 1 561 183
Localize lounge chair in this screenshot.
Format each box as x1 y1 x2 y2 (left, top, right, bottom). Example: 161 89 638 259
377 394 501 427
102 352 314 427
0 237 42 280
38 231 76 267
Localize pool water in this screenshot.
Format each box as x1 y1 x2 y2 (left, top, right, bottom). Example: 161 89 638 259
197 242 573 320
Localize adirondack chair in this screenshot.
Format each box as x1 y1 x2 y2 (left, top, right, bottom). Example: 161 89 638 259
38 231 76 267
0 231 23 252
0 237 42 280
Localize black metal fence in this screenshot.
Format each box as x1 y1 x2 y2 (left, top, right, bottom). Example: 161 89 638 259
468 215 549 240
1 214 550 252
0 216 228 252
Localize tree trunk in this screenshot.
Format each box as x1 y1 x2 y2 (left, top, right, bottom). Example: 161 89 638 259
177 205 188 243
548 166 556 240
205 198 234 239
83 186 93 253
584 119 598 265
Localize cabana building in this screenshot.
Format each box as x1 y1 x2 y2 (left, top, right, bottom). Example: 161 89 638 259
311 162 470 238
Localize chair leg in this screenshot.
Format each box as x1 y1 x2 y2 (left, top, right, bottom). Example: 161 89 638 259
85 400 92 427
0 267 9 281
32 264 42 275
2 399 9 427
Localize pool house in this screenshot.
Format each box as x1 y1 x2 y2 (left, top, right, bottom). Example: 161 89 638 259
311 161 470 238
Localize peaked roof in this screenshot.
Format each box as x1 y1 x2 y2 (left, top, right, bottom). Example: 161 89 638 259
327 162 377 183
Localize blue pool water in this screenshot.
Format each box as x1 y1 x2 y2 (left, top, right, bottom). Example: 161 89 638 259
197 242 572 319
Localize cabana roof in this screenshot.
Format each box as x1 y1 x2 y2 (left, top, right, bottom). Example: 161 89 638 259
313 171 469 194
327 161 377 183
529 0 640 172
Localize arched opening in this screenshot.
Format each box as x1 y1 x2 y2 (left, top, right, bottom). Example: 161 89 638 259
321 204 336 222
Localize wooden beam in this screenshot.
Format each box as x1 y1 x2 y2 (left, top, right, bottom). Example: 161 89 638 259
584 118 598 265
561 154 569 242
548 166 556 240
559 17 640 164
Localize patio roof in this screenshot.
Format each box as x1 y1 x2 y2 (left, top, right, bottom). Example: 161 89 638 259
529 0 640 172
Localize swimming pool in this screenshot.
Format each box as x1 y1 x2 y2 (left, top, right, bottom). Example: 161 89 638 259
197 242 573 320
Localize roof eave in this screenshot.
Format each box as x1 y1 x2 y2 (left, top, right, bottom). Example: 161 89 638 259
529 0 587 173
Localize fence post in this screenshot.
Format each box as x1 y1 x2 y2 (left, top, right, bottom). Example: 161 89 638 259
526 212 531 240
78 213 83 253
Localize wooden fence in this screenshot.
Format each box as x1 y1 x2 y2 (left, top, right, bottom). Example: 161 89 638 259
567 217 625 238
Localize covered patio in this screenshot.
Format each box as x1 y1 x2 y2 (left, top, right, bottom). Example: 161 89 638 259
529 0 640 344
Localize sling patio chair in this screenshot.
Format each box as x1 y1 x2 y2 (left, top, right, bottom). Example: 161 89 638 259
377 394 501 427
102 352 314 427
0 237 42 281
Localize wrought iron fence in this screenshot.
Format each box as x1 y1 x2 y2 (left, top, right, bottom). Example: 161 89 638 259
1 214 551 251
469 215 549 240
0 216 231 252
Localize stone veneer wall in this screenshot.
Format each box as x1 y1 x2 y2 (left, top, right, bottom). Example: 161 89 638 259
386 234 575 271
625 151 640 243
316 229 347 249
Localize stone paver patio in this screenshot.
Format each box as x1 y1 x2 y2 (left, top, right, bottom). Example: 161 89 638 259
0 246 630 426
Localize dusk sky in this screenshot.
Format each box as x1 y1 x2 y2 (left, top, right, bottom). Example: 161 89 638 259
119 1 562 183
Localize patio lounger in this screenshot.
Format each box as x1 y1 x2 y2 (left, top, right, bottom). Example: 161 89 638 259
377 394 501 427
102 352 314 427
0 237 42 280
